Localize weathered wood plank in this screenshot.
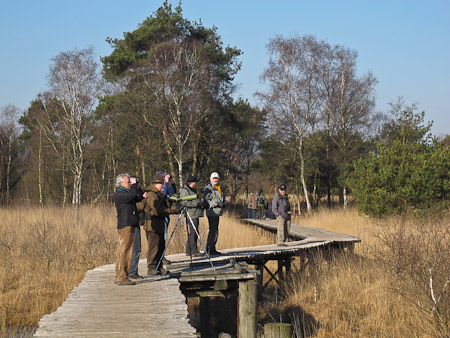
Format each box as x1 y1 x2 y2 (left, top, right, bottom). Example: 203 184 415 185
33 262 197 338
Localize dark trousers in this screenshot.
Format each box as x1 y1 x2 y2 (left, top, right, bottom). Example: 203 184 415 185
145 230 165 273
206 216 220 252
128 226 141 276
185 217 200 255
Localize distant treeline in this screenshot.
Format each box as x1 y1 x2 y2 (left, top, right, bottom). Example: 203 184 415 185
0 2 448 216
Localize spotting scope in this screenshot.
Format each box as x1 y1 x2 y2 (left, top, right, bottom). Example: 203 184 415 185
168 194 198 202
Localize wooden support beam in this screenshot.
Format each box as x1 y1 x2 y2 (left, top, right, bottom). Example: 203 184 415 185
238 279 257 338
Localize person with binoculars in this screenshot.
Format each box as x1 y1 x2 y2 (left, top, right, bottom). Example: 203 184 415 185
142 173 179 276
114 174 147 285
271 184 292 246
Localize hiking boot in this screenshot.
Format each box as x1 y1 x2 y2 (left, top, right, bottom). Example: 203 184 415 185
162 257 171 264
209 250 222 256
114 279 136 286
146 268 167 276
128 274 144 280
192 252 206 257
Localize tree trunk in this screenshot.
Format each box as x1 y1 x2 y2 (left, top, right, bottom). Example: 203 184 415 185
343 186 348 209
62 152 68 207
38 129 44 206
299 143 311 213
162 123 176 175
6 134 12 205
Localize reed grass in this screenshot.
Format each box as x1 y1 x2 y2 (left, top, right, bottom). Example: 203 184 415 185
1 205 447 337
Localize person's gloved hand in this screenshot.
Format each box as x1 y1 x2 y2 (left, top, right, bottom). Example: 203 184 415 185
218 201 226 208
171 208 181 214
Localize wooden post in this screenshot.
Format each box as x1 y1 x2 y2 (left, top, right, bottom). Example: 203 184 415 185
264 323 292 338
238 279 257 338
255 263 264 297
277 259 284 280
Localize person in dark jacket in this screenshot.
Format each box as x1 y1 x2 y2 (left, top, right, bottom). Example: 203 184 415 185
204 172 226 255
257 189 267 219
180 176 205 257
159 171 177 240
271 184 291 246
114 173 147 285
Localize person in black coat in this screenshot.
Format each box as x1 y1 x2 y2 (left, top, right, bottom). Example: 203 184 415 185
114 173 147 285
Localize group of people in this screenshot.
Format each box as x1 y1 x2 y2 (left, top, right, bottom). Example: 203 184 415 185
246 184 292 247
246 189 268 219
113 171 227 286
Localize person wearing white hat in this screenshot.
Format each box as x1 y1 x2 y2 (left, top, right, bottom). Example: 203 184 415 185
204 172 226 255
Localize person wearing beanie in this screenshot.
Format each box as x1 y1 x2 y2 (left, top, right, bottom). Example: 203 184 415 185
271 184 291 246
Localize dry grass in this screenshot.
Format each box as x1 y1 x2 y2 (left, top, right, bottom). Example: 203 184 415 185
1 205 448 338
0 207 272 337
263 209 450 338
292 208 377 255
0 205 117 337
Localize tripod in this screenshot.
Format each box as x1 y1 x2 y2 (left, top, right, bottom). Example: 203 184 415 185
155 206 215 274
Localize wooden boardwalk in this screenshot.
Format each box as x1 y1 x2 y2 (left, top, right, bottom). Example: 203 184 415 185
32 219 360 337
33 262 197 338
243 217 360 244
167 218 360 268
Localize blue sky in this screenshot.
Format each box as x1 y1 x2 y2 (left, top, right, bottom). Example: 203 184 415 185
1 0 449 136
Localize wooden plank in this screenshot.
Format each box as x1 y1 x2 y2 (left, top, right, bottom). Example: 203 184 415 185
243 218 361 243
33 262 197 338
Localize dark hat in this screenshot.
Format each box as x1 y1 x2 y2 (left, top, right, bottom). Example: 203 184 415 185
152 174 164 184
187 175 197 183
279 184 287 190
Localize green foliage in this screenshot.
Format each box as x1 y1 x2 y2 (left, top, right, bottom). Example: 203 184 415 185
102 1 241 88
351 140 450 217
379 97 433 146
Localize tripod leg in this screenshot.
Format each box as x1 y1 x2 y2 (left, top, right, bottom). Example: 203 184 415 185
185 211 215 270
155 211 183 273
185 214 194 267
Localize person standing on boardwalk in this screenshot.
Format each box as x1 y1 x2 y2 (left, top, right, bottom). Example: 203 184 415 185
143 173 177 275
204 172 226 255
128 179 146 281
246 193 252 219
161 171 177 240
114 173 147 285
251 191 258 219
257 189 267 219
271 184 291 246
180 175 205 257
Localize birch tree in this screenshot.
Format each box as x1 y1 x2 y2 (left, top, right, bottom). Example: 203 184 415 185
46 47 104 205
258 35 323 213
0 105 21 204
320 45 377 208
